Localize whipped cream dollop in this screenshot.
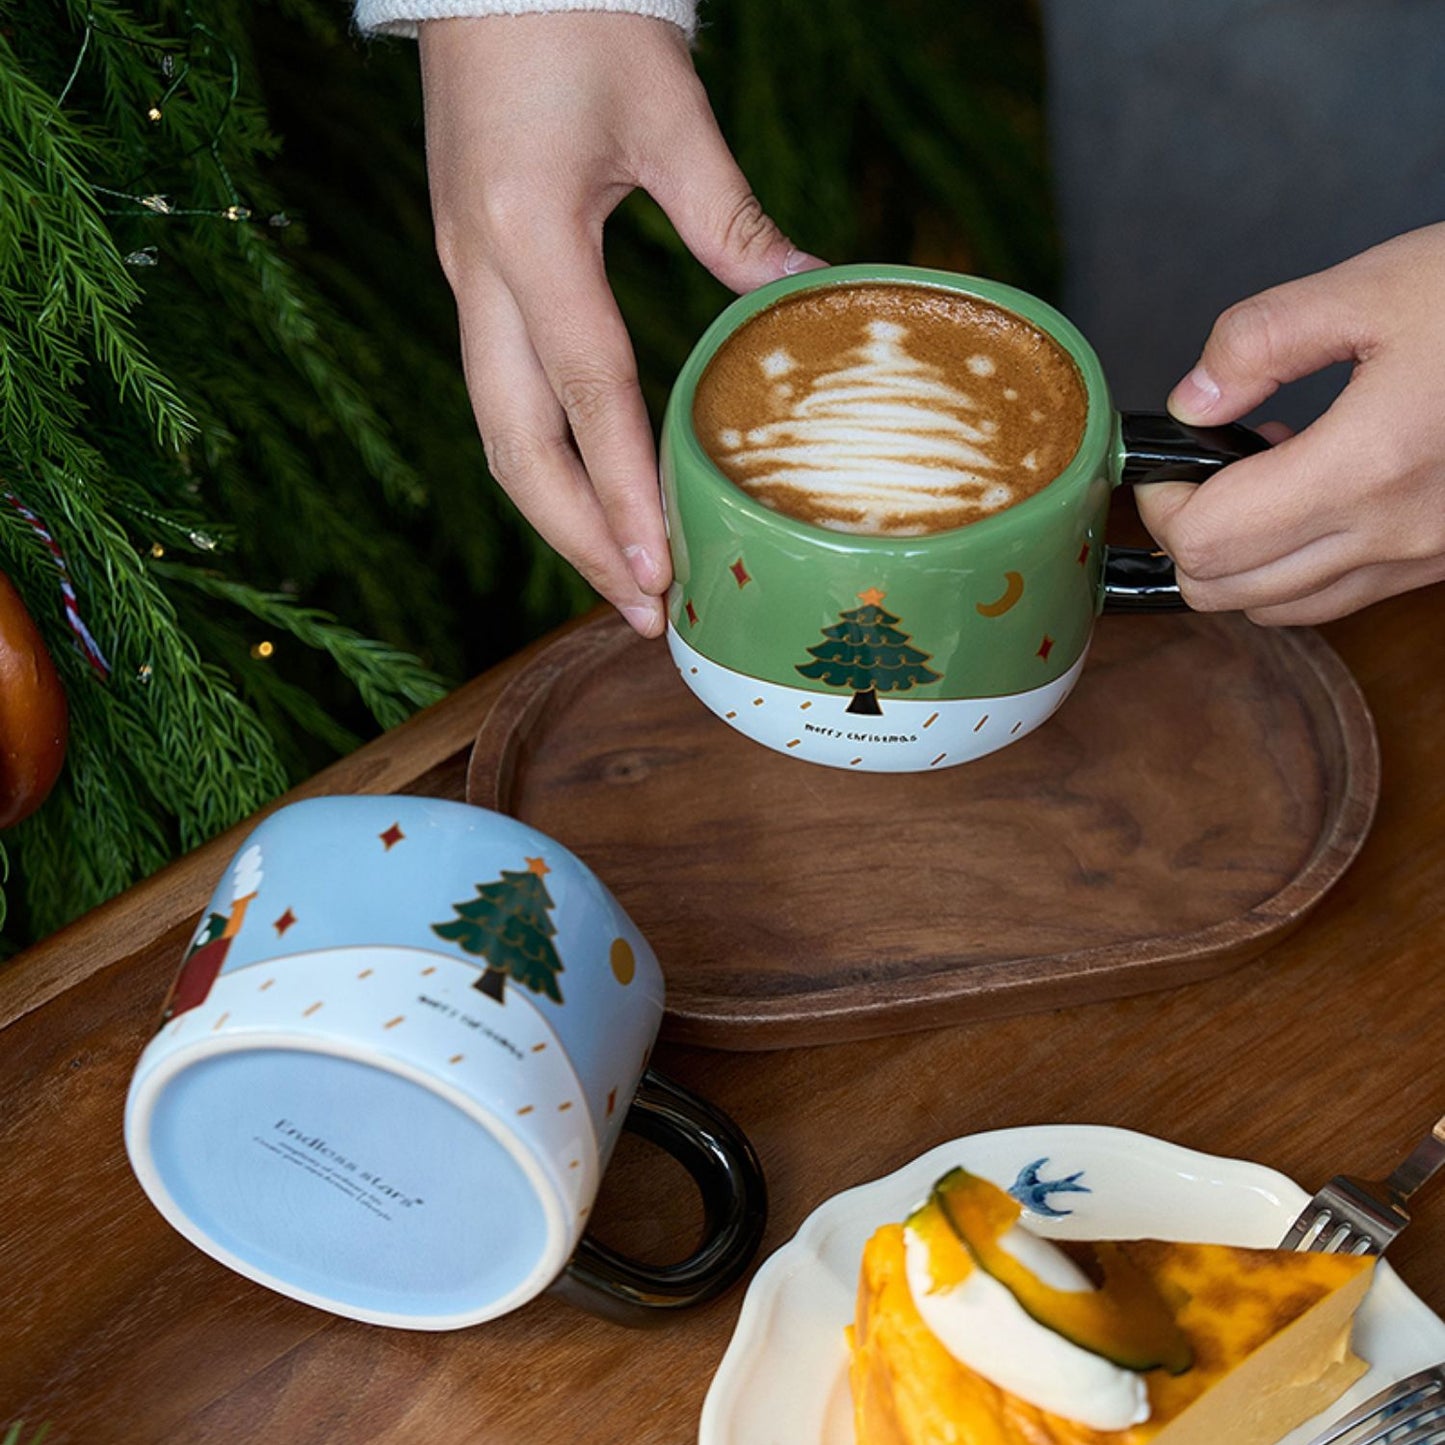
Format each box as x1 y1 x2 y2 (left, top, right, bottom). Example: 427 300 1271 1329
903 1216 1151 1430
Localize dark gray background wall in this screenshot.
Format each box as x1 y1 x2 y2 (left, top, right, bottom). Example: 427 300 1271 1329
1043 0 1445 429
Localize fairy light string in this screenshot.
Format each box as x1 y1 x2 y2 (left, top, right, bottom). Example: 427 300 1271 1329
58 6 292 237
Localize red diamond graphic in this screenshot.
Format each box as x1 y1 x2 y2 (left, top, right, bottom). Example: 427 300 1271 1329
274 908 298 936
685 600 698 627
729 558 751 588
1077 542 1091 566
1037 635 1055 661
379 823 405 851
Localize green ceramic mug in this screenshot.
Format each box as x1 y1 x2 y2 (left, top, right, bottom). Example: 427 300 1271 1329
659 264 1265 773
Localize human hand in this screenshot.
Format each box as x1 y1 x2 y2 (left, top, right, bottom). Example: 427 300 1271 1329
1134 222 1445 625
418 13 823 637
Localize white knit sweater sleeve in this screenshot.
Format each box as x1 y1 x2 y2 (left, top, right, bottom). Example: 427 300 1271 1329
354 0 698 41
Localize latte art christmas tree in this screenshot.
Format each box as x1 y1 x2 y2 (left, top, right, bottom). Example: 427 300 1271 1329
714 320 1012 534
694 285 1088 536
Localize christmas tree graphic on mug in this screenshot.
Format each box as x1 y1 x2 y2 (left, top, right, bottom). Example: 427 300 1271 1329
431 855 565 1004
796 588 941 715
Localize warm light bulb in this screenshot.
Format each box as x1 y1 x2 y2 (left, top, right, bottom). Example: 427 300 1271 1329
251 640 275 660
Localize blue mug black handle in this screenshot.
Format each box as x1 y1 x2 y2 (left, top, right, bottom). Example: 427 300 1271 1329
1104 412 1270 613
549 1068 767 1327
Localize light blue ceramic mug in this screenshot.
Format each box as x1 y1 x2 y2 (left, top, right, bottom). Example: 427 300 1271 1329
124 796 765 1330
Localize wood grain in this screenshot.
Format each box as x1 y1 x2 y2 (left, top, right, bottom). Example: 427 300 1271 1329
468 609 1379 1047
1 584 1442 1445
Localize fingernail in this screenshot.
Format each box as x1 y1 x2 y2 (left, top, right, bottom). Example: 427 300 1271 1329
1170 365 1223 420
621 601 663 637
624 543 661 591
783 247 828 276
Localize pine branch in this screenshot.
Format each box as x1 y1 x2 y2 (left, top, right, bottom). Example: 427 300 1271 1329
153 562 448 729
0 28 196 451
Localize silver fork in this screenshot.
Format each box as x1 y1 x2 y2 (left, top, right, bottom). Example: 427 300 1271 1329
1280 1111 1445 1254
1304 1363 1445 1445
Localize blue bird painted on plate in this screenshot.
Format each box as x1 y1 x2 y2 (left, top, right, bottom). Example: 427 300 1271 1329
1009 1157 1090 1217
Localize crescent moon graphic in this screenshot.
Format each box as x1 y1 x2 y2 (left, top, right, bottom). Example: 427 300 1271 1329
976 571 1025 618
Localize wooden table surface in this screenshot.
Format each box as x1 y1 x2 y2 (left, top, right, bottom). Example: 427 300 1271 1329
3 587 1443 1445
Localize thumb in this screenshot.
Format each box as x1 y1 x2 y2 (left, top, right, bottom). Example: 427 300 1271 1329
1169 265 1368 426
646 109 825 294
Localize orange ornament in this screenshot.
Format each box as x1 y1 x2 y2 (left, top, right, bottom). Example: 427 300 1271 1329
0 571 69 828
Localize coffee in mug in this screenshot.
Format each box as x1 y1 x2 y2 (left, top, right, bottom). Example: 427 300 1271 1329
691 282 1088 536
661 264 1268 773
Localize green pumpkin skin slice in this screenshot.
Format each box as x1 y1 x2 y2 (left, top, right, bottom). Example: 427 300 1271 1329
930 1168 1194 1376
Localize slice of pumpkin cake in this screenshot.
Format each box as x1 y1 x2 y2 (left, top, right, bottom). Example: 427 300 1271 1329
848 1168 1375 1445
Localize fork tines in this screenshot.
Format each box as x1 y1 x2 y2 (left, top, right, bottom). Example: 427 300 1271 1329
1279 1173 1411 1255
1306 1364 1445 1445
1282 1205 1388 1256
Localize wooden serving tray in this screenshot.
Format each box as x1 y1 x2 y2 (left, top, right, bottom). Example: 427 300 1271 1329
467 610 1379 1050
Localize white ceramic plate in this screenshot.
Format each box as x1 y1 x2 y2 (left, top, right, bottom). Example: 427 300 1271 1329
699 1125 1445 1445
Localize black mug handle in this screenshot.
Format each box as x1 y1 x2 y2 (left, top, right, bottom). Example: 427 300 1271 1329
1104 411 1270 613
549 1068 768 1327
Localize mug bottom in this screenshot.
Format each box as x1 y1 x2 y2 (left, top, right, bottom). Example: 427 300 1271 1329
126 1038 569 1329
667 626 1085 772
